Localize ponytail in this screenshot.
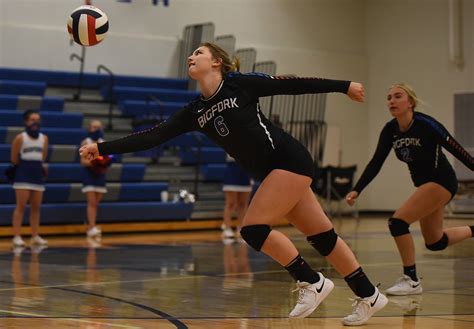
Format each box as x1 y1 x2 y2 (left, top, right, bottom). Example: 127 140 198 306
201 42 240 75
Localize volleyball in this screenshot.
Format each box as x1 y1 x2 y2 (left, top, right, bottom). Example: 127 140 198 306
67 5 109 47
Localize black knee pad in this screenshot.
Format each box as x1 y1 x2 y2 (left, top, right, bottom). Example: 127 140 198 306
388 217 410 237
426 233 448 251
307 228 338 256
240 224 271 251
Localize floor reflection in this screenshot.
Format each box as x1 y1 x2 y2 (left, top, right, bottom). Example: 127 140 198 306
0 218 471 329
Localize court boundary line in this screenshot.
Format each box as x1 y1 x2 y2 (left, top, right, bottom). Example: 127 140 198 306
53 286 188 329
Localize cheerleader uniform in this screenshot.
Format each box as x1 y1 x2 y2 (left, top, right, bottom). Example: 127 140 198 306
13 132 46 192
81 137 108 194
223 154 253 192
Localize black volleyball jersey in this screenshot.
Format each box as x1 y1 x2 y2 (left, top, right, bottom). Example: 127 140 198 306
353 111 474 194
98 72 350 177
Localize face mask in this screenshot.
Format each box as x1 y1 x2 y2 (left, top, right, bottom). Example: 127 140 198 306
88 129 104 141
25 122 40 138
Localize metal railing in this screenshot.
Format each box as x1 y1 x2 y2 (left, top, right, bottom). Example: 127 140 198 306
97 64 115 130
69 46 86 101
145 95 165 121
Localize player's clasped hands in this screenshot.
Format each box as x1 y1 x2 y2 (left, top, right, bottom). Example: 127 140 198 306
79 143 100 161
347 82 365 102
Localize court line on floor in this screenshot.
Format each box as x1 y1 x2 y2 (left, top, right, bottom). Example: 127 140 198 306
0 257 472 292
0 282 189 329
52 287 188 329
0 309 141 328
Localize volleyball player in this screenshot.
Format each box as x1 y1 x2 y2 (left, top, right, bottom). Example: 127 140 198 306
80 42 387 325
346 84 474 295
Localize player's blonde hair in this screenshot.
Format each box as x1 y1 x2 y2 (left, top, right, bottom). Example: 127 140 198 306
201 42 240 76
390 83 419 110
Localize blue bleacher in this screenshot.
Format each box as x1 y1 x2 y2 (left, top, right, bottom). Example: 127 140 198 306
0 95 64 111
179 147 226 164
164 132 215 148
0 127 86 145
0 67 200 225
0 68 189 90
107 86 199 102
0 145 10 162
0 144 123 163
119 100 186 116
0 182 168 204
0 80 46 96
0 163 145 183
0 202 193 225
200 164 226 181
0 111 83 128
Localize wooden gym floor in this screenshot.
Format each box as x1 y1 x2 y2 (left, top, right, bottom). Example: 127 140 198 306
0 217 472 328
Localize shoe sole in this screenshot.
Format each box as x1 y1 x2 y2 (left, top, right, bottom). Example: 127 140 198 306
342 293 389 326
289 278 335 319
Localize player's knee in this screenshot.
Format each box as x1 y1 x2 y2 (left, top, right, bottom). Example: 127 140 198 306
240 224 271 251
425 233 448 251
307 228 338 256
388 217 410 237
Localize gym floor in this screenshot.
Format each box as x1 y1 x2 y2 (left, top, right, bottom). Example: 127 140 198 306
0 217 472 328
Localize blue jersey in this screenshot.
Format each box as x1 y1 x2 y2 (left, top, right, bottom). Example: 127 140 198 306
354 112 474 193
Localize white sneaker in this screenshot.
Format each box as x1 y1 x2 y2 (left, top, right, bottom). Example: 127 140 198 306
12 236 26 248
385 275 422 296
222 227 234 238
87 226 102 238
30 235 48 246
289 273 334 318
342 287 388 326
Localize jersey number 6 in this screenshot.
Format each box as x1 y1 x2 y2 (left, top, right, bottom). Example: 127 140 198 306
214 116 229 136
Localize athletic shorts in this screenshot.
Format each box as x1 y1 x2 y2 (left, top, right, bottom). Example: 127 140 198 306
260 132 315 180
415 169 458 200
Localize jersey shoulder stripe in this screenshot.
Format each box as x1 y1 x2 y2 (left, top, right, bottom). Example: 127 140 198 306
415 112 448 139
226 71 274 79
